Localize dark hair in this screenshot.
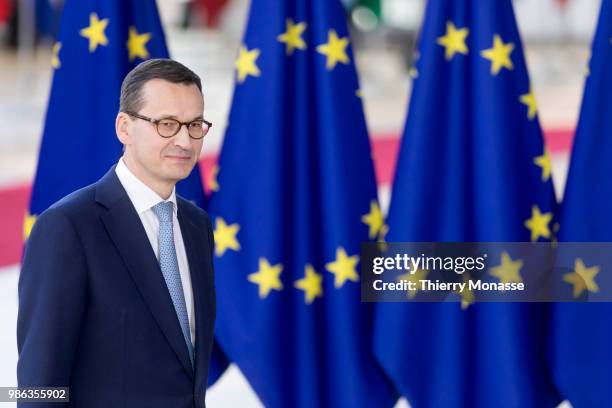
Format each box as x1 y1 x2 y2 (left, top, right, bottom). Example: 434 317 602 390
119 58 202 113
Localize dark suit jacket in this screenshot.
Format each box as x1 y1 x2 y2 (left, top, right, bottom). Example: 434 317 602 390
17 166 216 407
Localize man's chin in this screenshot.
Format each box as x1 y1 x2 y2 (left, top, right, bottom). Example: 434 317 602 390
163 164 195 182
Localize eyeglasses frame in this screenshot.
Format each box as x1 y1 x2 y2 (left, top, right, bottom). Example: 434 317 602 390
124 111 212 140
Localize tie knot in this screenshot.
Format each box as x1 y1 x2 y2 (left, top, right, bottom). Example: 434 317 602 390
153 201 174 223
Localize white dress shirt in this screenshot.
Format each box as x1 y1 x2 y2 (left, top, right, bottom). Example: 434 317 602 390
115 158 195 345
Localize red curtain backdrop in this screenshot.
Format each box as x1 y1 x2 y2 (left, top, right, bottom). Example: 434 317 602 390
0 0 12 23
196 0 228 28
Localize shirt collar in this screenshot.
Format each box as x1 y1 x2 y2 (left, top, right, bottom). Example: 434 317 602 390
115 158 177 216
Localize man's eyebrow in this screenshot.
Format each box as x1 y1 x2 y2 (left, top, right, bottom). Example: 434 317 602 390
158 114 204 121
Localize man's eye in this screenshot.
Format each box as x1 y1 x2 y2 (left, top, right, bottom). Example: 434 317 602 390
189 121 203 128
159 121 176 128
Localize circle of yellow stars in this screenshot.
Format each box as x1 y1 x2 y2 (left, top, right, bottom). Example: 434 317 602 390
436 21 552 192
436 21 555 243
216 20 561 308
51 12 153 71
234 21 352 84
435 22 516 76
215 20 376 304
213 199 388 304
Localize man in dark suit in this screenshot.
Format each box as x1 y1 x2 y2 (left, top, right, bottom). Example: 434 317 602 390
17 59 216 407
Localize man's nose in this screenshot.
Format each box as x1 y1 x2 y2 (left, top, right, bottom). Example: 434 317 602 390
173 124 192 149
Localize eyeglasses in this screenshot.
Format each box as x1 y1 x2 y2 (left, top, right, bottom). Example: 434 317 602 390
124 111 212 140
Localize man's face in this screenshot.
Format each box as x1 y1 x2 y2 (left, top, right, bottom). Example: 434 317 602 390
118 79 205 188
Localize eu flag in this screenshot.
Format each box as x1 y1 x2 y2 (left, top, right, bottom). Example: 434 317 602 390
552 1 612 406
27 0 205 229
25 0 229 385
373 0 561 406
207 0 396 406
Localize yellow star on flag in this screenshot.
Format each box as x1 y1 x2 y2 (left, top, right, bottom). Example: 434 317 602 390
534 150 552 182
316 29 349 70
436 21 469 61
23 213 37 241
563 258 600 298
524 205 552 242
480 34 514 75
295 264 323 304
361 200 384 240
489 252 523 284
213 217 240 256
248 258 284 298
397 268 429 299
277 19 307 55
456 273 474 310
79 12 109 52
126 27 151 62
520 86 538 120
51 42 62 69
209 164 220 192
235 45 261 83
325 247 359 288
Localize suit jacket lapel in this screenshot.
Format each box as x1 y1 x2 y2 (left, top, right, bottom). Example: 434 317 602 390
96 167 195 379
177 202 213 387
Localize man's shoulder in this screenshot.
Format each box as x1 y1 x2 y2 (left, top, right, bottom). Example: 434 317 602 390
28 181 102 242
35 179 104 229
47 182 98 215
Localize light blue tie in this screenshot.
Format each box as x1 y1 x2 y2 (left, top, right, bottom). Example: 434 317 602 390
153 201 194 366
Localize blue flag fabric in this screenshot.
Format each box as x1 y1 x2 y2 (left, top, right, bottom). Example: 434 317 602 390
207 0 396 406
27 0 228 384
552 1 612 406
373 0 561 407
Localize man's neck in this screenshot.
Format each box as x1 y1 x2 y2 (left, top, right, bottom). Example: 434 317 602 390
121 156 174 200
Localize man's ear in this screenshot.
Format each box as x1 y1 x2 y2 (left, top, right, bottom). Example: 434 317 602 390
115 112 131 146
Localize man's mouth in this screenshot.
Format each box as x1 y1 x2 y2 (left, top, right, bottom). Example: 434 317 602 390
166 155 192 160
